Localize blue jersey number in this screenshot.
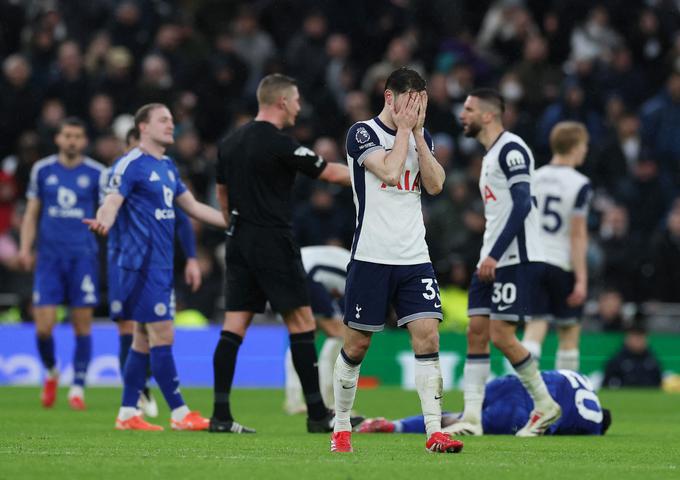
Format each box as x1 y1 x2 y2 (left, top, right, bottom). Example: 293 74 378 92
542 195 562 233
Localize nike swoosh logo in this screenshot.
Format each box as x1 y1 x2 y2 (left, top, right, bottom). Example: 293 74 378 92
497 304 512 311
342 385 356 390
434 303 441 308
434 395 442 400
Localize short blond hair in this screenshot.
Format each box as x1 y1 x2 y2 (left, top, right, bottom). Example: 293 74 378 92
256 74 297 106
550 121 589 155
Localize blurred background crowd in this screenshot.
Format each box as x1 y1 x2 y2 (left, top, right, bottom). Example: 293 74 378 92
1 0 680 334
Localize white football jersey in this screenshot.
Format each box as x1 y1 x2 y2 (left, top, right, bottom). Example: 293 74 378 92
301 245 351 295
345 118 433 265
534 165 592 271
478 131 544 268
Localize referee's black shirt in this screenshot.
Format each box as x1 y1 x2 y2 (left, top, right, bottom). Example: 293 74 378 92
216 120 328 228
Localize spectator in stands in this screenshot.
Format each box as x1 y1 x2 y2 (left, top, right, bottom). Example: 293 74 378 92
47 40 90 117
595 287 625 332
512 34 562 116
650 199 680 302
603 315 662 388
0 54 39 158
640 68 680 176
591 112 642 192
597 204 644 300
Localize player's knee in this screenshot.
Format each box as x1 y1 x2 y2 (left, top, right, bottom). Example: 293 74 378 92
343 336 370 361
412 328 439 354
489 330 514 352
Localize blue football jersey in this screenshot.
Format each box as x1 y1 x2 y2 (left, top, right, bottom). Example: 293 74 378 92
27 155 106 258
108 148 187 270
482 370 605 435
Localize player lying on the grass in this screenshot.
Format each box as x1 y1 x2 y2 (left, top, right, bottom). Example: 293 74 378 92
357 370 611 436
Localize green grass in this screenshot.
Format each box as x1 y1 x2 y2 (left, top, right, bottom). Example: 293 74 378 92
0 387 679 480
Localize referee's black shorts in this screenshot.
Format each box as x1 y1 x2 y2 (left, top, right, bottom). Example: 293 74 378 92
224 222 309 313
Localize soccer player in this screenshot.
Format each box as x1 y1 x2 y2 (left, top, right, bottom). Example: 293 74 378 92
211 74 352 435
357 370 611 436
331 67 463 454
19 117 105 410
522 122 592 372
105 126 201 418
284 245 350 414
86 103 227 431
450 89 561 437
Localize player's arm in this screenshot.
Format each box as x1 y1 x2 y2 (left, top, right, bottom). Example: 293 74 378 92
175 189 227 229
362 93 419 185
567 183 592 307
317 162 351 186
479 144 534 282
215 183 230 227
174 206 201 292
85 192 124 235
18 198 41 270
479 182 532 281
413 93 444 195
362 130 410 186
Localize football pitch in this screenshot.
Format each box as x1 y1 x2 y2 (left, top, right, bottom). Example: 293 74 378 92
1 387 678 480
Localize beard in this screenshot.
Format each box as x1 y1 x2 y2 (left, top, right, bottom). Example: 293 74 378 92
463 122 481 138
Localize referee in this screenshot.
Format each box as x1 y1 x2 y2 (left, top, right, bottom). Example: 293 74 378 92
210 74 352 433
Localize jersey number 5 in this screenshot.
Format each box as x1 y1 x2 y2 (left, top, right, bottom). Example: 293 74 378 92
542 195 562 233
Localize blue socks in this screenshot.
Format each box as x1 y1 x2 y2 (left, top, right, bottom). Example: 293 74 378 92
73 335 92 387
121 349 149 407
150 345 185 410
36 335 56 370
118 334 133 374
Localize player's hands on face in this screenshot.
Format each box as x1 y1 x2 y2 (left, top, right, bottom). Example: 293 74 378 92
567 280 587 307
391 91 419 131
83 218 109 236
17 250 34 272
184 257 202 292
478 256 497 282
413 91 428 133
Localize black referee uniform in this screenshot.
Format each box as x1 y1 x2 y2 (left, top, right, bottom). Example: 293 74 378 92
216 120 327 313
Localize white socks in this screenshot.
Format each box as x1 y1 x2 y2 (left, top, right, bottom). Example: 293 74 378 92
414 354 443 437
513 355 555 412
171 405 190 422
68 385 84 400
284 347 305 413
117 406 138 421
462 354 490 424
556 349 580 371
333 351 361 433
285 337 344 412
319 337 343 407
521 340 542 361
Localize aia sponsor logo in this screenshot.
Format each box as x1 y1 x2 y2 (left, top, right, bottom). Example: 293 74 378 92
483 186 497 203
380 170 421 192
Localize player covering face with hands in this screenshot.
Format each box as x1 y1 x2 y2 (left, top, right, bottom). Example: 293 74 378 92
331 67 462 454
86 103 227 432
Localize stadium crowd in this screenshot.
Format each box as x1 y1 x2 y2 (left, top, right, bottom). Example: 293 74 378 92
1 0 680 327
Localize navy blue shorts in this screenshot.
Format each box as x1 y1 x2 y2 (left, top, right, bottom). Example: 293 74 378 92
33 255 98 307
532 263 583 324
343 260 443 332
119 267 174 323
467 262 545 322
307 277 342 320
